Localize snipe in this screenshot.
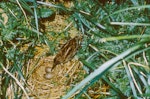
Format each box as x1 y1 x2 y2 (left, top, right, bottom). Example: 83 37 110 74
51 35 83 71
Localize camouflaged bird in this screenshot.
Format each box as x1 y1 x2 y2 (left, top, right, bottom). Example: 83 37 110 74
51 35 83 71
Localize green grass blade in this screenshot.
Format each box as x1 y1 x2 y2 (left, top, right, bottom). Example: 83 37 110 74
62 43 146 99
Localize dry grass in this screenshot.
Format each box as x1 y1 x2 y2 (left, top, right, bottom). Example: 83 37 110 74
27 51 84 99
25 13 86 98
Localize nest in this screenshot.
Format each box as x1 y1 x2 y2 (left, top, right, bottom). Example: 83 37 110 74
27 51 85 98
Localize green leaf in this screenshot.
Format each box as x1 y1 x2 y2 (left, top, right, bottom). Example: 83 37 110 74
37 8 54 18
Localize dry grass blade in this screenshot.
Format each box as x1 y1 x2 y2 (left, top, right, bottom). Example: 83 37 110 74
0 62 29 99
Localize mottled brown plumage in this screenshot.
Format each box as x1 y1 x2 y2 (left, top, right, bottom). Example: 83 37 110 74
51 35 82 71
